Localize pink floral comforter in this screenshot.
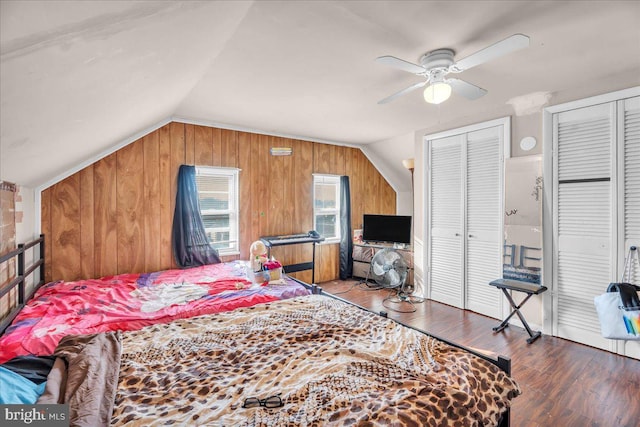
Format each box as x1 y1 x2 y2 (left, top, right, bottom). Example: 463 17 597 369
0 262 309 363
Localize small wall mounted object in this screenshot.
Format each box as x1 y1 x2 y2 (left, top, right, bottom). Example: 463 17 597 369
519 136 537 151
270 147 293 156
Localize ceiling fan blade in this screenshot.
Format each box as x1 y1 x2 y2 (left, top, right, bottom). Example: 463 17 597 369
376 55 425 74
378 81 427 104
447 78 487 100
453 34 530 71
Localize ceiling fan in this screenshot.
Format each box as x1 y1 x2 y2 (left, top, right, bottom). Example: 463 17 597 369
376 34 530 105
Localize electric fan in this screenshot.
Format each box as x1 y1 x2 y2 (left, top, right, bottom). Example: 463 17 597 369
368 248 424 313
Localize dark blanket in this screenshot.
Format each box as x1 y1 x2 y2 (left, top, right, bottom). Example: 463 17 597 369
1 355 56 384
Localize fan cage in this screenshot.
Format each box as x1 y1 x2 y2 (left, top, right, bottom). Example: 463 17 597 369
370 249 408 288
366 248 424 313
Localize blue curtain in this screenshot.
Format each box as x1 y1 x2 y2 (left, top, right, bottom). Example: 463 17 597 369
172 165 221 268
339 176 353 279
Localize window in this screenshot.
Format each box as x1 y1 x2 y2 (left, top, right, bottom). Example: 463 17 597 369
195 167 239 255
313 175 341 242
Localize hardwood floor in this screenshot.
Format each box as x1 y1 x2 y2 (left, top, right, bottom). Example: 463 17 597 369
318 279 640 427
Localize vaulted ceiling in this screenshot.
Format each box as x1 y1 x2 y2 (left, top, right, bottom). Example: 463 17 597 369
1 1 639 189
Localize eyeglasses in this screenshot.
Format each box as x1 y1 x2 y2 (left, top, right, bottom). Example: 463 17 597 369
242 393 283 409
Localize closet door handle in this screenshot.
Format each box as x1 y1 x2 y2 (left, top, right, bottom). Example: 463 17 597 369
455 233 461 237
468 234 475 238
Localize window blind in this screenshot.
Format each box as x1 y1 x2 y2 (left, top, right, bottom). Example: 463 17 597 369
195 168 239 254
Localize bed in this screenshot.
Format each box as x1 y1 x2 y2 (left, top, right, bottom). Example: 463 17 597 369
0 246 309 364
1 236 520 426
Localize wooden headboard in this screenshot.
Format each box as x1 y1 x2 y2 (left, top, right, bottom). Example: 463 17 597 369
0 234 45 334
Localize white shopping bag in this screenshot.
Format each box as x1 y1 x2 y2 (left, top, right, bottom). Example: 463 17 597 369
594 292 640 340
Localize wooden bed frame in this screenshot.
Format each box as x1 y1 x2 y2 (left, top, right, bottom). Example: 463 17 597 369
0 235 512 427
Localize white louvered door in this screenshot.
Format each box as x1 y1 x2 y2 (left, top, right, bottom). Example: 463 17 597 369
429 135 464 308
621 97 640 286
553 103 615 350
428 125 504 317
552 96 640 357
618 96 640 358
465 128 503 318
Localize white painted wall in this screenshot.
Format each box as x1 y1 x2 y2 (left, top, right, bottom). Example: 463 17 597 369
395 191 412 216
363 132 415 215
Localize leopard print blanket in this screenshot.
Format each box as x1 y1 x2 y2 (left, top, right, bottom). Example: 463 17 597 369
109 295 519 426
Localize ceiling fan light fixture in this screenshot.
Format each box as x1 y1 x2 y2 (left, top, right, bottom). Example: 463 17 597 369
423 82 452 104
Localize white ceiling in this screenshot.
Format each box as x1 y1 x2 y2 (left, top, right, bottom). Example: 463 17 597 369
1 1 639 189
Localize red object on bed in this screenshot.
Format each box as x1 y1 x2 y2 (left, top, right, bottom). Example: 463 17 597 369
0 262 310 363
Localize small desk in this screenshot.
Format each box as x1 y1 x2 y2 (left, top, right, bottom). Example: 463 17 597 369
489 278 548 344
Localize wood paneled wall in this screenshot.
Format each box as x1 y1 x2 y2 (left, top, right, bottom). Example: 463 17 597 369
41 122 396 283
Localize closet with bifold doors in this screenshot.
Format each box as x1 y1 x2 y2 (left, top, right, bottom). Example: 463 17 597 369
425 118 509 320
546 91 640 359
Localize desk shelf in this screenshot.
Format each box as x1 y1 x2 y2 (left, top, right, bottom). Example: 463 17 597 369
352 243 413 284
